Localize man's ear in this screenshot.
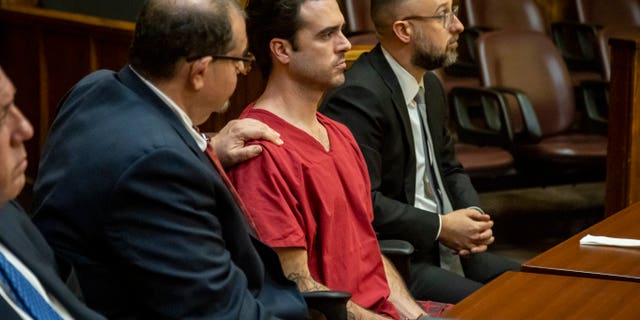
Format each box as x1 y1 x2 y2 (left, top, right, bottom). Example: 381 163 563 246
189 56 213 91
392 20 412 44
270 38 292 65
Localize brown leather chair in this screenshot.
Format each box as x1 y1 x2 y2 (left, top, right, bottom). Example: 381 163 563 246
464 0 603 85
571 0 640 81
576 0 640 27
463 0 546 33
551 0 640 133
443 0 549 95
475 30 607 182
433 73 515 187
454 143 514 181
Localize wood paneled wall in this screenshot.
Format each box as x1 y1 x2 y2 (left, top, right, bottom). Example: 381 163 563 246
0 5 133 182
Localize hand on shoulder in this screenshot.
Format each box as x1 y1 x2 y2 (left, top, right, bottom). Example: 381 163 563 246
210 118 283 168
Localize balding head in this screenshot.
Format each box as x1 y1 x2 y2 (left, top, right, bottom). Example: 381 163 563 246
129 0 243 80
371 0 414 35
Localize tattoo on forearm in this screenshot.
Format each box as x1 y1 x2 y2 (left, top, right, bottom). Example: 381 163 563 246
347 311 355 320
286 272 324 291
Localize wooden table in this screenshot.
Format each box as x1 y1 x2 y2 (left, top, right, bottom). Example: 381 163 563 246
443 272 640 319
522 202 640 282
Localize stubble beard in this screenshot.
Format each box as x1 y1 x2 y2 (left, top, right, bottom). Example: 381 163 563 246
412 37 459 70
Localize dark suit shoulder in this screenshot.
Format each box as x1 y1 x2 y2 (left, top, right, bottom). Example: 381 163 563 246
0 202 55 264
0 202 106 320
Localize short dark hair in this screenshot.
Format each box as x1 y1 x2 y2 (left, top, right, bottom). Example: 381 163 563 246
129 0 242 80
370 0 405 33
245 0 307 77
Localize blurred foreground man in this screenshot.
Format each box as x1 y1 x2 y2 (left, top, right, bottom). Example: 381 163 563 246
0 66 104 319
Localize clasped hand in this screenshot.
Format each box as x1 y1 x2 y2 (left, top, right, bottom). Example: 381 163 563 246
439 208 495 256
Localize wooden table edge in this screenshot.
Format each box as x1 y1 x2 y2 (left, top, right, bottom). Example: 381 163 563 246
521 265 640 283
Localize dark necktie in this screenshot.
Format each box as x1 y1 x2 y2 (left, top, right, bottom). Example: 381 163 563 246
414 88 464 275
414 87 442 214
0 251 63 320
199 135 259 236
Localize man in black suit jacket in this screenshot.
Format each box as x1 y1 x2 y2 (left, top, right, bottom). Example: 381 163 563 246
32 0 306 318
0 66 104 319
321 0 519 303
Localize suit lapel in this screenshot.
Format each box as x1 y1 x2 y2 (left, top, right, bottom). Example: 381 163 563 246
366 46 419 202
116 67 214 170
366 46 416 148
117 68 254 237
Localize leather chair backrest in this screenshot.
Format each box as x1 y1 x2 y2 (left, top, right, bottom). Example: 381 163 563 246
341 0 374 35
477 31 575 137
597 26 640 80
463 0 546 33
576 0 640 27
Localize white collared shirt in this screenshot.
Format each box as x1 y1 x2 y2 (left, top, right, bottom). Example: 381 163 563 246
129 66 208 152
381 47 442 240
0 242 73 320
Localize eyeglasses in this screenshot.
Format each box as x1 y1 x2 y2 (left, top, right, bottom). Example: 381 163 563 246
400 5 459 29
212 52 255 75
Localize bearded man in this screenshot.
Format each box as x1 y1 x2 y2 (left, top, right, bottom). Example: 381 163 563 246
320 0 520 304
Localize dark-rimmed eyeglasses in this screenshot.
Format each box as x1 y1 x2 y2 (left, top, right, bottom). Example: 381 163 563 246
400 5 459 29
212 52 255 75
187 52 255 76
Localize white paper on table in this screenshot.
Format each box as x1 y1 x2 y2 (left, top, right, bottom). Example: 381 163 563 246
579 234 640 248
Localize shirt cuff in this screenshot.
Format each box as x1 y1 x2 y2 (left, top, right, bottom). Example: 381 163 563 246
468 206 485 214
435 214 442 240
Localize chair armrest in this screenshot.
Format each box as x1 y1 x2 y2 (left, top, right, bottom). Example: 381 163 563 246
379 239 414 256
302 290 351 320
579 79 608 134
449 86 514 147
488 86 542 144
550 21 603 73
379 239 414 284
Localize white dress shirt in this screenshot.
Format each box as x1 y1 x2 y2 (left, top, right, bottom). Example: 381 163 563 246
381 48 443 240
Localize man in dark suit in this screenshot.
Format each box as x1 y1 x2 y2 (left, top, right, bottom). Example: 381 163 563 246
32 0 307 318
0 66 104 319
321 0 520 303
